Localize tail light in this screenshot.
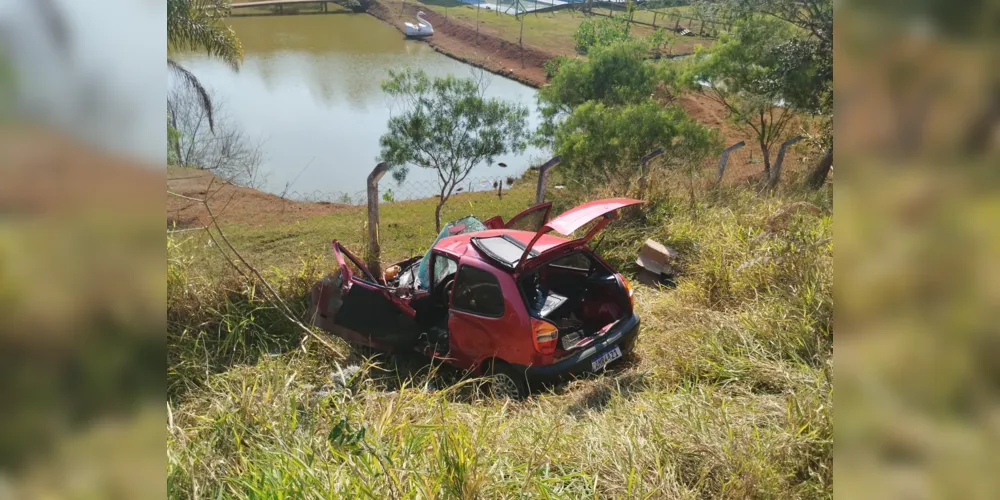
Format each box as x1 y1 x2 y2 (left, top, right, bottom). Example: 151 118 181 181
531 318 559 354
617 274 634 309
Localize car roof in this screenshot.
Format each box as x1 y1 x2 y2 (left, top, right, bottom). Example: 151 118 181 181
432 229 570 268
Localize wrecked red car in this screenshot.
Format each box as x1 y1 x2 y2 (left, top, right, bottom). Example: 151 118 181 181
309 198 642 398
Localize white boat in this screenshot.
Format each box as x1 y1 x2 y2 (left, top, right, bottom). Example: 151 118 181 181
404 11 434 38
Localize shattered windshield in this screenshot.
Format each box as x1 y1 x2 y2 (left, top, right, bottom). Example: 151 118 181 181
416 216 487 290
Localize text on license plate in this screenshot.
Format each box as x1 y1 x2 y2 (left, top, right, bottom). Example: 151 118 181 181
591 346 622 371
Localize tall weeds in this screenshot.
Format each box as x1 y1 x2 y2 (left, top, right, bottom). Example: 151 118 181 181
167 175 833 498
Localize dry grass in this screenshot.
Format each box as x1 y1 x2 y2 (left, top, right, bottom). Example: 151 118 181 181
167 173 832 498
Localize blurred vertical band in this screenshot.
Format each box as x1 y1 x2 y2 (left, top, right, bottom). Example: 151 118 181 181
0 0 166 497
836 0 1000 497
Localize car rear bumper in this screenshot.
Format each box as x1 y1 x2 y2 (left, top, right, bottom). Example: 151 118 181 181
516 312 640 382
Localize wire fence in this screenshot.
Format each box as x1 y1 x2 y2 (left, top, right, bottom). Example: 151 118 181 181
277 140 807 208
279 174 525 206
585 3 734 38
713 138 811 185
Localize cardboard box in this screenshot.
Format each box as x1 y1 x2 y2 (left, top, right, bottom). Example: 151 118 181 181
635 239 679 288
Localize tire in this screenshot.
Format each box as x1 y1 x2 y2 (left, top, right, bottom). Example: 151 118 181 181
484 360 529 400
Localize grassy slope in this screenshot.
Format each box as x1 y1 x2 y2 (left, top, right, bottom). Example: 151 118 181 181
168 174 833 498
177 170 539 272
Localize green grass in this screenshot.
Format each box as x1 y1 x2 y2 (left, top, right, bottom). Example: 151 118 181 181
180 174 538 272
167 170 833 498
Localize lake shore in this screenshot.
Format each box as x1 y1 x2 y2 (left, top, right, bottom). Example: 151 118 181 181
361 2 754 146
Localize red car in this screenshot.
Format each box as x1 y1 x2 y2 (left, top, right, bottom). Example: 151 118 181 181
309 198 642 398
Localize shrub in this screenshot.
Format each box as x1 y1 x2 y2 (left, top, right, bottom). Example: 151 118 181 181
573 17 631 54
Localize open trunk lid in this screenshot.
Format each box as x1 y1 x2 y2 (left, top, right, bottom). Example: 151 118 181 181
513 198 643 273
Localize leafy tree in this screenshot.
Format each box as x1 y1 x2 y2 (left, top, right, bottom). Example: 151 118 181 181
378 69 529 232
167 0 243 131
728 0 831 116
686 15 802 178
537 40 657 145
553 99 720 196
729 0 833 187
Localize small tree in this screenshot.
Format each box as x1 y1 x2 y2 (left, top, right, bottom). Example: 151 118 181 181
724 0 833 188
378 69 529 232
553 99 720 196
686 15 800 178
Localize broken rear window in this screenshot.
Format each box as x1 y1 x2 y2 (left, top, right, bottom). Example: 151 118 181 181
470 234 539 270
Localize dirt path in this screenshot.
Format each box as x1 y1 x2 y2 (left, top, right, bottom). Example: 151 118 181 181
368 1 552 87
167 167 351 229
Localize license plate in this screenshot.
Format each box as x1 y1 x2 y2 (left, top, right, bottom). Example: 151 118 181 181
591 346 622 371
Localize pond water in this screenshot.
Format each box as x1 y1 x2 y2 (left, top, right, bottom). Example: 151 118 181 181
170 13 546 201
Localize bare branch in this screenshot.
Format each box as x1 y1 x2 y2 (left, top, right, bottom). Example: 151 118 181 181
201 196 344 355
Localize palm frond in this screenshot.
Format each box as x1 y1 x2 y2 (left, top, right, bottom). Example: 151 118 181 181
168 58 215 132
167 0 243 71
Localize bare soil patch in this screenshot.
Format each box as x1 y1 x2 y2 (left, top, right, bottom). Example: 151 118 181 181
167 168 350 229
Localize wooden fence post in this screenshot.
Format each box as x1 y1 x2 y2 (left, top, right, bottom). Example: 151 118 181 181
519 1 525 68
765 136 804 190
366 162 390 276
535 155 562 204
638 147 664 199
716 141 746 184
652 11 657 27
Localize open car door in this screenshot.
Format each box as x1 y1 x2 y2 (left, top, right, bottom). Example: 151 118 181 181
482 202 553 232
513 198 643 273
310 240 420 349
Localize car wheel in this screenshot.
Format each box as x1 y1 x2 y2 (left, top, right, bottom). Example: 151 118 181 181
485 360 529 400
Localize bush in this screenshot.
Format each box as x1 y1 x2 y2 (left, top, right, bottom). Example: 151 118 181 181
573 17 632 54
